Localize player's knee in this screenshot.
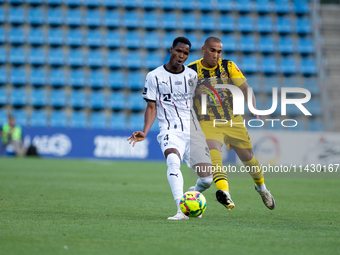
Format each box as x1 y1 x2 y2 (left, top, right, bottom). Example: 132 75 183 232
166 153 181 169
199 175 213 189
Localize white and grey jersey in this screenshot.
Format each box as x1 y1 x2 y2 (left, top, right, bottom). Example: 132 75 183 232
143 65 199 132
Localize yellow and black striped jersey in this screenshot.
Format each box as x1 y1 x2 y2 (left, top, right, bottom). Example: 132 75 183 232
187 58 247 121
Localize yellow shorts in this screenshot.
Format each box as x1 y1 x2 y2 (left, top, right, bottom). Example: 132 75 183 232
199 115 253 150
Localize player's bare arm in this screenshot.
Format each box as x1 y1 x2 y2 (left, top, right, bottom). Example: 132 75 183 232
127 100 157 147
239 82 259 119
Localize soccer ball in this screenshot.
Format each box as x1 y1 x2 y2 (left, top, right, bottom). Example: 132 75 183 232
180 191 206 217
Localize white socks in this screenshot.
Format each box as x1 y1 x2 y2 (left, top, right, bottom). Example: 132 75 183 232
167 154 183 212
256 183 267 192
194 175 213 193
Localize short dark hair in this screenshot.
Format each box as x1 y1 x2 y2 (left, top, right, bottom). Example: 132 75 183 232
204 36 222 47
172 37 191 49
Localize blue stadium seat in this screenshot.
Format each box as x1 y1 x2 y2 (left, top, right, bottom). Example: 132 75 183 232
66 28 83 46
141 0 158 9
178 0 195 11
302 78 319 95
84 9 101 27
64 0 81 6
0 87 7 105
238 15 254 32
219 14 235 32
47 28 64 46
102 0 119 8
254 0 271 13
235 0 252 13
307 119 323 131
125 30 142 49
146 52 162 69
65 8 82 26
108 91 126 110
274 0 290 14
0 27 5 44
0 66 6 84
282 76 299 88
30 110 47 127
86 49 104 68
8 6 25 24
90 112 107 129
129 113 144 130
110 112 126 130
9 46 26 65
70 111 87 128
261 56 278 74
222 34 236 52
185 32 200 50
306 99 321 116
127 71 144 90
108 70 125 89
247 76 261 93
225 53 238 63
69 69 85 87
293 0 309 15
241 55 258 73
258 35 275 53
121 0 139 9
30 88 47 107
276 16 293 34
10 88 27 106
163 31 179 49
46 0 62 5
257 16 273 33
85 29 103 47
160 0 176 10
8 27 25 44
280 56 297 74
125 51 142 69
200 13 217 31
180 12 197 31
297 37 314 54
27 7 44 25
123 10 140 29
105 30 121 48
49 89 66 108
11 109 28 126
0 7 4 24
263 76 280 94
107 51 123 68
300 57 317 75
142 11 159 29
69 90 86 108
0 109 7 125
67 48 84 67
48 47 65 66
104 9 120 28
28 27 44 45
49 68 66 87
30 67 47 86
296 17 312 34
216 0 233 12
143 31 161 49
83 0 101 7
239 35 256 53
27 0 43 4
186 52 200 65
278 36 295 54
47 7 64 25
89 91 106 110
28 47 46 66
197 0 215 11
0 46 5 64
50 110 67 127
88 69 105 88
161 12 178 30
10 67 27 85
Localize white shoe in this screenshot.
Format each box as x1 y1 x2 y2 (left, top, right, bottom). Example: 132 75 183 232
167 212 189 220
255 185 275 210
188 186 195 191
196 214 202 219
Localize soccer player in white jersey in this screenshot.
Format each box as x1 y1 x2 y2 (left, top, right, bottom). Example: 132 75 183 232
128 37 214 220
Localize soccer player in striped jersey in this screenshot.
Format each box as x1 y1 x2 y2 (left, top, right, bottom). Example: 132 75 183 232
187 37 275 210
128 37 214 220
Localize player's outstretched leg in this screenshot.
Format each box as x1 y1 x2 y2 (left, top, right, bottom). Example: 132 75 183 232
242 155 275 210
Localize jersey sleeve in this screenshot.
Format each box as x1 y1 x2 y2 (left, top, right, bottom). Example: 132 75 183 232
142 72 157 102
228 61 247 87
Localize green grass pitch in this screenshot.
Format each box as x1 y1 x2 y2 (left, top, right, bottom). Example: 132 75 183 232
0 158 339 255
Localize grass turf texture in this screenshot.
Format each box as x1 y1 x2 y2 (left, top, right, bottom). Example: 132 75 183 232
0 158 339 255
